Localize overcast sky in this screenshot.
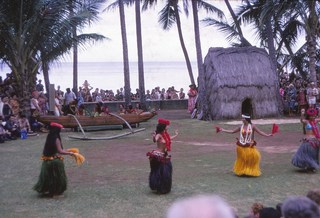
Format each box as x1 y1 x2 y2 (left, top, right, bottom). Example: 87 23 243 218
73 1 254 63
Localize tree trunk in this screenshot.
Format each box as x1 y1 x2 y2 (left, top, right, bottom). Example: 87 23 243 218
307 0 318 83
42 61 51 95
73 35 78 95
191 0 208 120
266 17 283 115
119 0 131 106
173 0 195 85
135 0 146 109
224 0 251 46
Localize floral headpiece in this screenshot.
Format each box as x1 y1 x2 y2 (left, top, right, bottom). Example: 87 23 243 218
50 122 64 129
307 108 318 116
241 114 251 119
158 118 170 125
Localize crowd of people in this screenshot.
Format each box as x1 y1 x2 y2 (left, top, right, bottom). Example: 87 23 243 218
279 71 320 116
165 188 320 218
0 75 195 141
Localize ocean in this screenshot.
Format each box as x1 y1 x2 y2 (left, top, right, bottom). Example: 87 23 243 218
0 61 198 94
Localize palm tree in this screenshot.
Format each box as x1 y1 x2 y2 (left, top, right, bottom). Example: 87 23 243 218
157 0 195 85
0 0 105 116
274 0 320 82
119 0 132 105
135 0 147 109
68 0 106 94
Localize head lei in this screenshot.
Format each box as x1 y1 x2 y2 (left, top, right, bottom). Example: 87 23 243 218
50 122 64 129
158 118 170 125
241 114 251 119
307 108 318 116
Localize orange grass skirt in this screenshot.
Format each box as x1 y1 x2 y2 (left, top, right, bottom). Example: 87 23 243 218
233 145 261 177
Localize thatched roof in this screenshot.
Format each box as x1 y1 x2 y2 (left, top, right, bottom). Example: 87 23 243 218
203 46 280 120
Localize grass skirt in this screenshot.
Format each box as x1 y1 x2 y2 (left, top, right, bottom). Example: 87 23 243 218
233 145 261 177
147 150 172 194
33 158 67 196
292 139 320 170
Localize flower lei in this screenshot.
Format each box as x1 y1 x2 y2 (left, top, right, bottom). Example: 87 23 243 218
161 131 171 151
239 124 252 145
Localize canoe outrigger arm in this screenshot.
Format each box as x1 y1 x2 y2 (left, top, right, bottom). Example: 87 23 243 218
68 113 145 140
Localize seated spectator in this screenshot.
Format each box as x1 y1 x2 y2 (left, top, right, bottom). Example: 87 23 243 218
93 102 103 117
134 103 144 115
125 105 136 114
18 114 31 133
77 104 86 116
118 104 126 114
244 202 264 218
166 194 236 218
4 114 19 139
282 196 320 218
307 188 320 206
259 207 281 218
100 106 110 116
2 96 13 121
0 116 12 142
65 99 78 115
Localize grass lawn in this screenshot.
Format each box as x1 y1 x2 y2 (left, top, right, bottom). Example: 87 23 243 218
0 110 318 218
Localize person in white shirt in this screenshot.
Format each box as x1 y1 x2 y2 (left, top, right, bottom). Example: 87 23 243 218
306 82 319 108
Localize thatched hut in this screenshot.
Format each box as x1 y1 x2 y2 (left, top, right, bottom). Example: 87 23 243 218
203 46 280 120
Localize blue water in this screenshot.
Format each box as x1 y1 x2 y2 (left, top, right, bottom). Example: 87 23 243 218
0 61 198 93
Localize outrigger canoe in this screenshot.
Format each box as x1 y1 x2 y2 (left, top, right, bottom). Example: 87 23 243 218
37 111 156 128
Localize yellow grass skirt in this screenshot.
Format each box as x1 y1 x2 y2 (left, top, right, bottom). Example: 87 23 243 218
233 145 261 177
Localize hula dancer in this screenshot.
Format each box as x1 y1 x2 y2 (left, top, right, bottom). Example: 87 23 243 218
33 122 75 197
292 108 320 172
147 118 178 194
216 114 273 177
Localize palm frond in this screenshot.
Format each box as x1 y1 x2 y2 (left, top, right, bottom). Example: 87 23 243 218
158 3 176 30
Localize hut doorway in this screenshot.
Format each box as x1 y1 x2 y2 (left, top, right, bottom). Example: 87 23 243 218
242 98 253 118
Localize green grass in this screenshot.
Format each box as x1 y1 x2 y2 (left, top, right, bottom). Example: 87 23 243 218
0 116 318 218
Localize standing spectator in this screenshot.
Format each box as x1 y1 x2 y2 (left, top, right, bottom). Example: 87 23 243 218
297 87 307 112
187 84 198 113
179 88 185 99
287 83 297 115
54 92 63 116
30 91 42 117
306 82 318 108
36 79 44 92
145 90 151 100
63 88 76 114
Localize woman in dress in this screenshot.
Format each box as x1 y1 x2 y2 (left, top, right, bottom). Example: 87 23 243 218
187 84 198 113
292 108 320 172
33 122 74 197
216 114 272 177
147 118 178 194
